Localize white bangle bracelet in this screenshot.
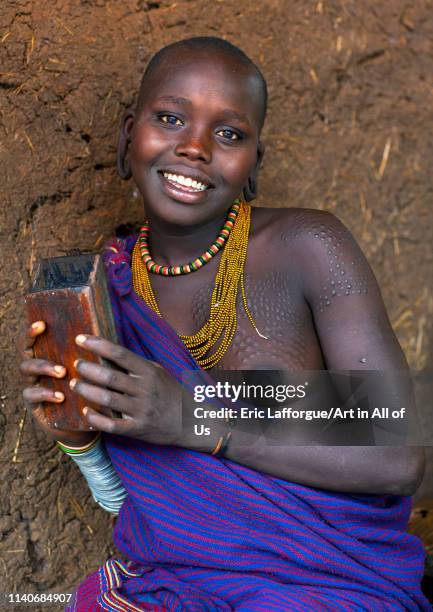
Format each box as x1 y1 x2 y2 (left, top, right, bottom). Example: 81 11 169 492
63 437 127 514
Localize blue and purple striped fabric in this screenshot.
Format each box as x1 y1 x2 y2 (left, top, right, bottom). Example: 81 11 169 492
69 236 429 611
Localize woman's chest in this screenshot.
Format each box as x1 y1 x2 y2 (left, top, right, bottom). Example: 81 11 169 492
149 266 325 371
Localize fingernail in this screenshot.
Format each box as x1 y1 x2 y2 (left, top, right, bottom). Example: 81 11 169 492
32 321 44 330
75 334 87 345
69 378 77 390
54 391 64 401
83 407 88 415
73 359 80 369
54 365 66 376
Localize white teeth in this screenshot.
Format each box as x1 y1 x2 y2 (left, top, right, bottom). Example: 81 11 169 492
162 172 208 191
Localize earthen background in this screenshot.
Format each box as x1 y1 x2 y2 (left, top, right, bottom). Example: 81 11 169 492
0 0 432 607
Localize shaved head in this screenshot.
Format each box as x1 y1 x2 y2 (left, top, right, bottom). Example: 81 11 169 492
135 37 268 131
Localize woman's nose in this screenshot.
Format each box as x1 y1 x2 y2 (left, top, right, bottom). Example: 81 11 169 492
174 131 212 163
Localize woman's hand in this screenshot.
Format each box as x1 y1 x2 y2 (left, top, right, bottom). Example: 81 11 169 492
19 321 97 447
69 334 185 446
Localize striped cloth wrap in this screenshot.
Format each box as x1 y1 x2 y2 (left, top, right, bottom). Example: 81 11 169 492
66 235 430 612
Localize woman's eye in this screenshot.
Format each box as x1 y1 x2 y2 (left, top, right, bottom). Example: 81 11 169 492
216 129 240 141
160 115 183 126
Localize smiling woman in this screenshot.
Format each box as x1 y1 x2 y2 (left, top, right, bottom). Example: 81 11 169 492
19 36 430 611
116 41 265 231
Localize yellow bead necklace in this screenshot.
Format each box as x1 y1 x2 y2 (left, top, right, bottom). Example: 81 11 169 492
131 201 267 369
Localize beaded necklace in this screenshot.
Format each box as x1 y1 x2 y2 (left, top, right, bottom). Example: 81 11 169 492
138 201 240 276
131 200 267 369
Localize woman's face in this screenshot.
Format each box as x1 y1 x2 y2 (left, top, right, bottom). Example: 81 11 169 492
122 50 264 228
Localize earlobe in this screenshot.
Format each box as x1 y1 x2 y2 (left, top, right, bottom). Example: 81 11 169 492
242 141 265 202
242 178 257 202
116 109 135 181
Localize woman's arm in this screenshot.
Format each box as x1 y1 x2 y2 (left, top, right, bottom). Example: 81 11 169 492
222 439 424 495
69 338 424 495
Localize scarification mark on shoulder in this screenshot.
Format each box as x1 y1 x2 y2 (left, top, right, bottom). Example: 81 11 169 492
280 210 370 313
279 209 344 243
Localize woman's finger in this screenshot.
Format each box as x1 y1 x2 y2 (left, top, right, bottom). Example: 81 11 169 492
24 321 46 351
20 358 67 379
74 334 162 376
82 406 135 436
23 385 65 406
74 359 139 396
17 321 46 364
69 378 136 416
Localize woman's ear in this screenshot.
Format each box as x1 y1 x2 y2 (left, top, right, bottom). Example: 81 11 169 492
242 141 265 202
116 108 135 181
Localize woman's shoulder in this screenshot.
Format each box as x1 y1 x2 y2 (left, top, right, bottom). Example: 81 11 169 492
251 205 369 291
251 204 351 247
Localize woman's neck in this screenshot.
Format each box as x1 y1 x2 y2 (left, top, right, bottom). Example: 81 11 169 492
144 210 228 266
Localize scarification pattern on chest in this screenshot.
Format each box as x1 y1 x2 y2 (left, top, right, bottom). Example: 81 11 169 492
190 270 308 368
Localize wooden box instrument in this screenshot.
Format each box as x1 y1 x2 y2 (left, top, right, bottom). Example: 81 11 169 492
24 252 120 430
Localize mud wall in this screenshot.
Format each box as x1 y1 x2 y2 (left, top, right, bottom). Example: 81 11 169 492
1 0 432 602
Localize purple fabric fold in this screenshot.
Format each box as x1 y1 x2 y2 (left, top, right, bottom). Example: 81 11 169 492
69 235 429 611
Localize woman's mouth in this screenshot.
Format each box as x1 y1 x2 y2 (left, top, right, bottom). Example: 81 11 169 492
161 171 210 192
158 170 213 203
